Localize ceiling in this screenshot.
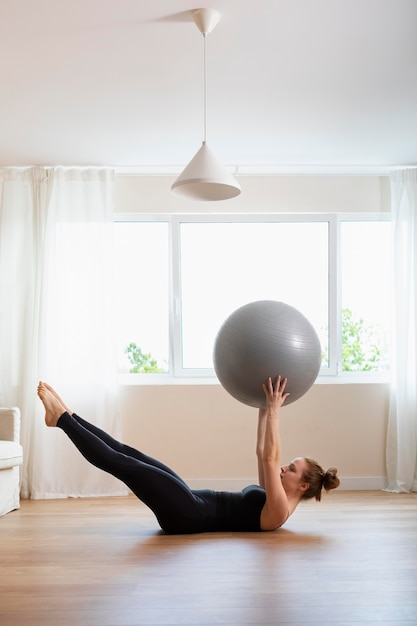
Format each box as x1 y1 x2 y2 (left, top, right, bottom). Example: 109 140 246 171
1 0 416 174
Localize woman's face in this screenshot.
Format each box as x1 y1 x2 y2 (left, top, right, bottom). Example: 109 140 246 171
280 457 308 492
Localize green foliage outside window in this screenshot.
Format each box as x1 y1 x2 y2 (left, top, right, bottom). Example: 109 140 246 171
125 342 165 373
342 308 383 371
322 308 389 371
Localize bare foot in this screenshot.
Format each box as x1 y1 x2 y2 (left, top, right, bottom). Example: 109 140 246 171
37 381 68 427
42 382 73 416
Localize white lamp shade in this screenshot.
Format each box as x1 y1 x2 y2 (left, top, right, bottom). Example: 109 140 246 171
171 142 241 201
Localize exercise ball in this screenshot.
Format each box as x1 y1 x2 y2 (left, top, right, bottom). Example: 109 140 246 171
213 300 321 408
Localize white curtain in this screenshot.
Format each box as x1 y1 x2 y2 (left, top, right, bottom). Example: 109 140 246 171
0 167 127 498
386 168 417 492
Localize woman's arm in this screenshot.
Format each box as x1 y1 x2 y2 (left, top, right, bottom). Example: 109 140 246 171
259 376 290 530
256 408 267 488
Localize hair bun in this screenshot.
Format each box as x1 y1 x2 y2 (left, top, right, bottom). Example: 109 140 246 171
323 467 340 492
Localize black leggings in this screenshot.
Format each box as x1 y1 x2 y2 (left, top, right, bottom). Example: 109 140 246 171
57 412 217 534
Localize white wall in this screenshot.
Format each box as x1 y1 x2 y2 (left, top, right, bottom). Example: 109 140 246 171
115 174 390 215
119 382 389 491
115 175 391 490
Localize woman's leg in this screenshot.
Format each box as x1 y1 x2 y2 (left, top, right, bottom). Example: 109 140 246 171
37 383 210 533
58 412 209 533
72 413 186 482
42 382 186 481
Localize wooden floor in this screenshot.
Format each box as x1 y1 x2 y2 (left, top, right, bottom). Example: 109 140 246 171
1 491 416 626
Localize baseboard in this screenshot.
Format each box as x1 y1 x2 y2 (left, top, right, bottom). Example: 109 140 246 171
186 476 388 491
338 476 387 490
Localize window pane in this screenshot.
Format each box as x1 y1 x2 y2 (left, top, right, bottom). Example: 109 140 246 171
180 221 328 369
114 222 169 373
341 221 391 372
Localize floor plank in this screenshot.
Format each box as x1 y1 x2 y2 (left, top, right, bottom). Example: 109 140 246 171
1 491 416 625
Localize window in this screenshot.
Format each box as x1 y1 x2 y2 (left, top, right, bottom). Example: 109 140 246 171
340 219 391 372
179 219 328 370
114 214 391 380
114 219 170 374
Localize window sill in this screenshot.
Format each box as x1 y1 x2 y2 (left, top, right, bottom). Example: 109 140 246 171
118 372 391 386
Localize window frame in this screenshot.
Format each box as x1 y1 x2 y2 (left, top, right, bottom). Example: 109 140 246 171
115 212 391 385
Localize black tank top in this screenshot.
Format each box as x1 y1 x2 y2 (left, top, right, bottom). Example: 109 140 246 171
193 485 266 532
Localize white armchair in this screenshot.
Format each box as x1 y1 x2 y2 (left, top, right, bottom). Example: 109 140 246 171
0 407 23 516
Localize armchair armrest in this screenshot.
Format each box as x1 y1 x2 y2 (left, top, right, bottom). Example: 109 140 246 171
0 407 21 443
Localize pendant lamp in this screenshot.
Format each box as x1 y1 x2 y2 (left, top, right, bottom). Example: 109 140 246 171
171 8 241 201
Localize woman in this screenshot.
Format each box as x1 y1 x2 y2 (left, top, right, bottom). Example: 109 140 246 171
37 376 339 534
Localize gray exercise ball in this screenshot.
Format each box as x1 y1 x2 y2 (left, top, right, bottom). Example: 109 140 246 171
213 300 322 408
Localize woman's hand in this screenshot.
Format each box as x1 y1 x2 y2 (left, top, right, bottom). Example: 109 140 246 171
262 375 289 416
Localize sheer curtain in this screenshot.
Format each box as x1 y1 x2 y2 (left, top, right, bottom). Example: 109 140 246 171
386 168 417 492
0 167 127 498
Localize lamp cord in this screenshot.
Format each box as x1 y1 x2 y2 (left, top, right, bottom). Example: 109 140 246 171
203 33 207 144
